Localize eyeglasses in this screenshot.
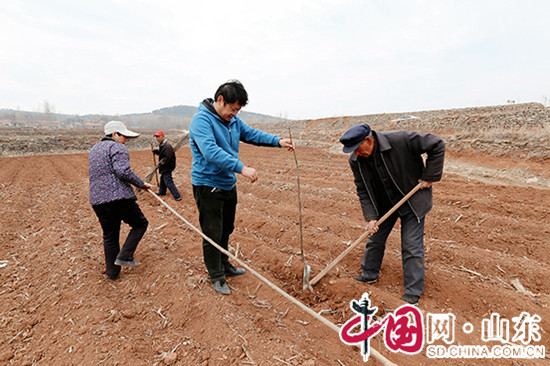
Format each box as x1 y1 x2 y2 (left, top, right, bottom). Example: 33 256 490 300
224 102 241 115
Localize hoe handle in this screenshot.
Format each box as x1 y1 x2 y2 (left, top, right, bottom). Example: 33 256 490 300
310 182 423 287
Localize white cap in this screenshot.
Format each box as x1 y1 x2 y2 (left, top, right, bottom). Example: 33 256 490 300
104 121 139 138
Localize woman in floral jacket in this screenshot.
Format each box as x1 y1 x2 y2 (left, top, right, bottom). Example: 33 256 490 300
89 121 151 281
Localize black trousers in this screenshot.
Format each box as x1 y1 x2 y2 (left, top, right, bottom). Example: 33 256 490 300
92 199 148 278
192 185 237 282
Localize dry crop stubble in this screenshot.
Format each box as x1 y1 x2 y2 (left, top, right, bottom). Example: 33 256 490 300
1 103 549 364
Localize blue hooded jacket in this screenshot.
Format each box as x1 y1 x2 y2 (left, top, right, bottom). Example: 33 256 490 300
189 99 281 190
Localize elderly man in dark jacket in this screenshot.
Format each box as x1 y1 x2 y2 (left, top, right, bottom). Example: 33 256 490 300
153 131 182 201
340 124 445 305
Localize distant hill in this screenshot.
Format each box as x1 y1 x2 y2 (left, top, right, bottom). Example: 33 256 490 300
151 104 284 123
0 104 285 129
151 105 198 117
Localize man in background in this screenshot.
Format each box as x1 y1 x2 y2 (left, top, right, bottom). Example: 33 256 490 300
153 131 182 201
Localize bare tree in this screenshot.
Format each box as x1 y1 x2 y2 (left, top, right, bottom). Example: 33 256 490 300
43 100 56 121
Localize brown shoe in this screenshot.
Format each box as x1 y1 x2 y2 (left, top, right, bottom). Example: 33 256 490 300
401 294 419 305
353 275 377 284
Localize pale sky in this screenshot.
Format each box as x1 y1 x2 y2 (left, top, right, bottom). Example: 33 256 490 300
1 0 549 120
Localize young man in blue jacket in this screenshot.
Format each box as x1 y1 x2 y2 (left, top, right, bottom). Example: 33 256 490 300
190 80 294 295
340 124 445 305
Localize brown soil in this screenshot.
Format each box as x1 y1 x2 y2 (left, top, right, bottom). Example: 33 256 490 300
0 130 549 365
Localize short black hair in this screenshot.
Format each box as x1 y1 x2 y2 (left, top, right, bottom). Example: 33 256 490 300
214 80 248 106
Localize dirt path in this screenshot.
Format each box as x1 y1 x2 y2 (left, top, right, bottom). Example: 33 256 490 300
0 145 548 365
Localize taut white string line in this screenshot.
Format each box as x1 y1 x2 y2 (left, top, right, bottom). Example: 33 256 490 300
147 188 397 366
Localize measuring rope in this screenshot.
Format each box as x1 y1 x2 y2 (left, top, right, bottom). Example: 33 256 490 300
146 189 396 366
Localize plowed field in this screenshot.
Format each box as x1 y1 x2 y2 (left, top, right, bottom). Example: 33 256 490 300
0 131 549 365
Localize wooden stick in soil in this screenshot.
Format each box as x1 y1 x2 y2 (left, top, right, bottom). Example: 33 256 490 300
288 128 312 291
310 181 423 287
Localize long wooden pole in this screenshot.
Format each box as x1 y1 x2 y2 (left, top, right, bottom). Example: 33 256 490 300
146 189 397 366
150 142 160 186
310 182 424 287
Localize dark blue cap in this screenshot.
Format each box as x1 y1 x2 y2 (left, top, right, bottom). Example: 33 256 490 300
340 124 371 153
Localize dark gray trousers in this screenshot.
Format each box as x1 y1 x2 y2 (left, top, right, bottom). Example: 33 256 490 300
159 171 181 200
360 210 425 296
